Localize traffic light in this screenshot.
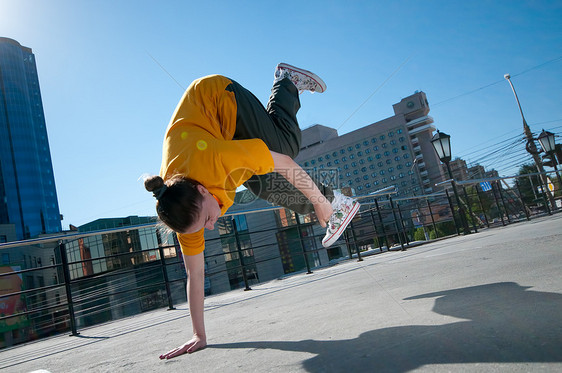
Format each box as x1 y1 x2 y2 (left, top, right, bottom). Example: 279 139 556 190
542 153 557 168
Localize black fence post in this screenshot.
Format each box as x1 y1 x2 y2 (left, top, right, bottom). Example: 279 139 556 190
58 241 79 336
426 199 438 238
496 182 512 224
158 245 176 310
491 182 506 226
445 190 461 235
349 220 362 262
475 187 491 228
514 181 531 221
462 186 478 233
389 197 405 251
233 219 252 291
295 214 313 274
369 209 384 253
396 202 409 248
374 199 390 251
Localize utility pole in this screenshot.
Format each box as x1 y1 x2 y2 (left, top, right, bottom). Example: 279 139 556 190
504 74 556 210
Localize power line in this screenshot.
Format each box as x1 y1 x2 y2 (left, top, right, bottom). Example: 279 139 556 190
432 55 562 107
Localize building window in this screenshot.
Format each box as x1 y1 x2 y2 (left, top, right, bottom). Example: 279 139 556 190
380 170 385 175
371 172 377 178
367 156 373 162
374 180 379 185
334 159 340 164
353 170 359 175
403 154 409 159
390 140 396 145
365 148 371 154
325 154 330 160
376 154 382 159
399 137 405 142
348 180 353 185
397 164 403 169
382 143 388 148
318 157 323 162
357 151 363 157
340 149 346 154
397 129 403 134
405 162 412 167
349 154 355 159
371 138 377 143
326 162 331 167
355 144 361 149
344 164 349 170
311 160 316 165
393 148 399 153
384 151 390 156
369 165 375 169
388 131 394 137
359 159 365 165
399 173 405 178
357 186 363 191
333 152 338 157
361 167 367 172
390 175 397 181
374 146 379 151
366 183 371 188
363 175 369 180
386 159 392 164
355 177 361 182
382 178 387 183
348 146 353 151
1 253 9 265
378 162 383 167
380 135 385 140
342 157 347 162
388 167 394 173
395 156 401 161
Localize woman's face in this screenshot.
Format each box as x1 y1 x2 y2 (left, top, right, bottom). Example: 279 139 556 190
183 185 221 234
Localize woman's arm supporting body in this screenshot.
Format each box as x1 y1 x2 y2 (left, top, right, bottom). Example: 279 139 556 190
159 252 207 359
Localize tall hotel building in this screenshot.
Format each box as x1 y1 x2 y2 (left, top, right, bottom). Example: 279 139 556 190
0 38 61 240
295 91 446 197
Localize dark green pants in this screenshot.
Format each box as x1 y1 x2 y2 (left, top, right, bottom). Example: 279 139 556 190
227 77 333 214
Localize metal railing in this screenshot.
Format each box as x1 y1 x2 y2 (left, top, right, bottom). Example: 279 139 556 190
0 170 559 348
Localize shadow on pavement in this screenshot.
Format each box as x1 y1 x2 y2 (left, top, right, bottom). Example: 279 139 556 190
210 282 562 372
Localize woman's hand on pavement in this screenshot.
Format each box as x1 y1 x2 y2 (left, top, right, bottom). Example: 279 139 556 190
159 335 207 359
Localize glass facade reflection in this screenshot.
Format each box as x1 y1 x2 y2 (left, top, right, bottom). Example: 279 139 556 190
0 38 61 239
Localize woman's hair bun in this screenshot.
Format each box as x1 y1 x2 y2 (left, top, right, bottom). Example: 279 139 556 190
144 175 165 193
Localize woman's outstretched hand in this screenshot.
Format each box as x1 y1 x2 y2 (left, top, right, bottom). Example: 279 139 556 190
159 335 207 359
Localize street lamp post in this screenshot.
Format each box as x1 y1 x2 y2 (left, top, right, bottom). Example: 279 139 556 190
431 130 471 235
504 74 556 210
538 129 562 196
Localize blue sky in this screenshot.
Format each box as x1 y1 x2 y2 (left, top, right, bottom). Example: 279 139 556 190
1 0 561 228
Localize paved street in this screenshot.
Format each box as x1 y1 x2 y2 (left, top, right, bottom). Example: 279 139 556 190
2 214 561 372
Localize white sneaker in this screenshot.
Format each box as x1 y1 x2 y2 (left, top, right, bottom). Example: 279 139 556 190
274 63 327 93
322 190 360 247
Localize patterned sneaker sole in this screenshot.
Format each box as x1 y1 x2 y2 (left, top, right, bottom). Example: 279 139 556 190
322 201 360 247
277 63 327 93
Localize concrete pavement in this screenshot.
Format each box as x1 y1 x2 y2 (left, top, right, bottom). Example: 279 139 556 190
1 214 561 372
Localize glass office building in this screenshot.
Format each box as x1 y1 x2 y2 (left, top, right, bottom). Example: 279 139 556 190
0 37 61 240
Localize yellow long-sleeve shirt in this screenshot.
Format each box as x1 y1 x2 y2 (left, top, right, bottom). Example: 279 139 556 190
159 75 274 256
